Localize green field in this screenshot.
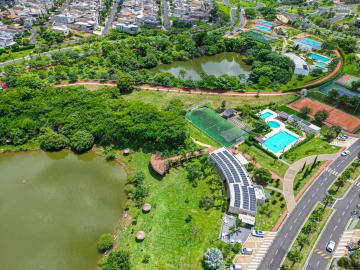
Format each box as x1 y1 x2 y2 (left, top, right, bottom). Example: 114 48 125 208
256 190 286 231
119 152 223 269
238 143 288 177
293 161 325 195
283 137 340 163
186 107 248 147
187 122 221 147
122 89 298 109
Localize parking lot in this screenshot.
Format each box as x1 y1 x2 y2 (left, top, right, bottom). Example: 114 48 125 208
233 232 277 270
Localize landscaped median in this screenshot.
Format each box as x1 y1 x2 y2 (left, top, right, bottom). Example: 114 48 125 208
282 203 333 270
293 160 325 196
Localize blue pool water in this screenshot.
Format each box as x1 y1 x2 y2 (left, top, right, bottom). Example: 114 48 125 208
263 131 298 154
260 111 273 119
254 25 272 32
257 19 273 27
298 38 322 49
268 121 280 129
309 53 330 63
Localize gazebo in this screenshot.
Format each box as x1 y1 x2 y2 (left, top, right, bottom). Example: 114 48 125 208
136 231 145 241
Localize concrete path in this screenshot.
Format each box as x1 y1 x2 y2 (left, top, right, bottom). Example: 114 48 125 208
265 186 283 194
190 137 213 148
283 153 340 212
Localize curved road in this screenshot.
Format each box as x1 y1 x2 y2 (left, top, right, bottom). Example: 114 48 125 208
258 139 360 270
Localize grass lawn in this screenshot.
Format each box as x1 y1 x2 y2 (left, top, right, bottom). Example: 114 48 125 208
293 161 325 196
342 52 360 76
118 152 223 269
123 89 298 109
276 104 309 120
283 137 340 163
355 220 360 230
282 204 333 270
187 122 221 147
256 190 286 231
238 143 288 177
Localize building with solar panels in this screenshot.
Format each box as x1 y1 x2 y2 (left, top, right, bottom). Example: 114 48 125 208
209 148 264 219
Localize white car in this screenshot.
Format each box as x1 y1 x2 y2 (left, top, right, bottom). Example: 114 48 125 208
326 240 336 252
251 230 264 238
341 150 350 156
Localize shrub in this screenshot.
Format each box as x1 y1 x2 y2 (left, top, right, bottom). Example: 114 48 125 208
100 250 130 270
232 242 242 254
97 233 114 253
70 130 94 153
203 248 224 270
39 128 69 151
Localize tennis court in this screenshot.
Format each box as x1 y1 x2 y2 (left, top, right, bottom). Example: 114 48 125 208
244 31 276 44
186 107 248 147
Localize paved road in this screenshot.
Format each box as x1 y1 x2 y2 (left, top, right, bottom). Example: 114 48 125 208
161 0 170 30
102 0 119 37
305 180 360 270
258 139 360 270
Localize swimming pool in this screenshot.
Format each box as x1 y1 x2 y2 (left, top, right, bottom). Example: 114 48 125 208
309 53 330 63
254 25 272 32
257 19 273 27
315 61 327 67
262 131 298 154
268 121 280 129
297 38 322 49
260 111 273 119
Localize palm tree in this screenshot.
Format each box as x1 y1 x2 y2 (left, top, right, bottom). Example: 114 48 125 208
297 234 309 251
322 194 334 208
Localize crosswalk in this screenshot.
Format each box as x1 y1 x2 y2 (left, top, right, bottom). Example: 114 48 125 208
326 168 339 176
348 179 360 187
313 248 332 261
333 231 357 258
246 232 277 270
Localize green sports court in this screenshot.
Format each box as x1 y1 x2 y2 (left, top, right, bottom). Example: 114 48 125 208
186 107 248 147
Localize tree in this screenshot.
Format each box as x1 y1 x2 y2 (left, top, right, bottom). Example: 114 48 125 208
97 233 114 253
117 72 135 94
300 106 311 116
232 242 242 254
203 248 224 270
337 256 352 269
350 249 360 268
287 250 302 267
39 128 69 151
314 110 328 123
322 194 334 208
100 250 130 270
297 234 309 251
252 168 272 184
301 161 307 172
328 89 340 100
70 130 94 153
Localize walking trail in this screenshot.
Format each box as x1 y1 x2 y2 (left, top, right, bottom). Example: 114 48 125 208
283 153 340 213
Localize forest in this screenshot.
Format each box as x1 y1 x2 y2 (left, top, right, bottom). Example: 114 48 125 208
0 85 188 152
2 30 295 91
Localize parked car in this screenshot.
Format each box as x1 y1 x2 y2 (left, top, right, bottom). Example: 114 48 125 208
341 150 350 156
326 240 336 252
251 230 264 238
242 248 253 255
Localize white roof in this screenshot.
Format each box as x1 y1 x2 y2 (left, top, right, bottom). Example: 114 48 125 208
235 153 249 165
238 213 255 225
284 53 309 71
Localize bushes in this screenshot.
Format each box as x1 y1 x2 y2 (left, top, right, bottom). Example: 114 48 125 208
39 128 69 151
70 130 94 153
203 248 224 270
99 250 131 270
97 233 114 253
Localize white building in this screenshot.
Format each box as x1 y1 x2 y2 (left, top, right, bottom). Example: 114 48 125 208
284 53 310 76
115 23 140 34
51 25 70 36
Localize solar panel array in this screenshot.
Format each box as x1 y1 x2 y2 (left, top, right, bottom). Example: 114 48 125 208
210 148 257 214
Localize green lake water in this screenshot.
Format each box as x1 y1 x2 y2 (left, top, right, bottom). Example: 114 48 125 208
151 52 251 80
0 150 127 270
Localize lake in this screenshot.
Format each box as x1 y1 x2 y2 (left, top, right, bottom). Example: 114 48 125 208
151 52 251 80
0 150 127 270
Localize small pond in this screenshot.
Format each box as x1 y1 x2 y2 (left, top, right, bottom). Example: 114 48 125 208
151 52 251 80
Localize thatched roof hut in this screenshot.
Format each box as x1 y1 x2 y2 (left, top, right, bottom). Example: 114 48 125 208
142 203 151 213
136 231 145 241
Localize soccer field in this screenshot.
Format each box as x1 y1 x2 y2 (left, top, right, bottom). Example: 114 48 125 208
186 107 248 147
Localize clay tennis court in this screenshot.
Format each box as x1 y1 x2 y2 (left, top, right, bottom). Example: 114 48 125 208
290 98 360 133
